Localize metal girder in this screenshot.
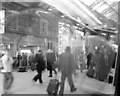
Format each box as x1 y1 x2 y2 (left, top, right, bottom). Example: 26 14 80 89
39 3 47 8
103 1 119 15
2 2 28 11
101 2 118 15
90 0 103 8
109 14 117 21
103 9 114 16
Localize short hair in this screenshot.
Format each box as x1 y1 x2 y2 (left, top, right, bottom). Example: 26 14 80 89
65 46 71 52
38 50 42 53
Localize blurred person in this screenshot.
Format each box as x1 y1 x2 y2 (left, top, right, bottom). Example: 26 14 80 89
20 53 27 67
32 50 46 84
59 46 77 95
86 52 93 69
46 49 57 77
0 49 14 94
79 51 87 73
28 52 35 71
16 52 22 68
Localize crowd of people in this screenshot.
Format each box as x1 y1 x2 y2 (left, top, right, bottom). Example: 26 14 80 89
0 46 81 95
0 45 115 95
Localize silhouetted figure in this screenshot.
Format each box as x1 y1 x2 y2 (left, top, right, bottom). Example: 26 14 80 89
17 52 22 68
87 52 93 69
46 49 57 77
59 46 77 95
28 52 35 71
33 50 46 83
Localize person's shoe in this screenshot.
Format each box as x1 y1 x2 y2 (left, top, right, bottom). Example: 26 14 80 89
39 80 43 84
49 75 52 77
70 87 77 92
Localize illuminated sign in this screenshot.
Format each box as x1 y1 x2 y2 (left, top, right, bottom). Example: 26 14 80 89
0 10 5 34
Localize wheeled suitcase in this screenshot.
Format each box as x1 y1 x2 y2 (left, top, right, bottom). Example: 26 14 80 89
47 79 59 95
18 67 27 72
87 68 95 78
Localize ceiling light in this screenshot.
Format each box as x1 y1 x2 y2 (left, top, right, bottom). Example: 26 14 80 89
101 33 106 35
61 15 65 17
48 8 52 11
36 10 48 16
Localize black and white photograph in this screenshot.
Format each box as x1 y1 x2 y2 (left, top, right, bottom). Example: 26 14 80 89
0 0 119 95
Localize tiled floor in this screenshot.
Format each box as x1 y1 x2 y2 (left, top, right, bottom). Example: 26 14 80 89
0 69 115 95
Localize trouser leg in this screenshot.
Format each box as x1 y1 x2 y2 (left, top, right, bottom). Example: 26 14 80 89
7 73 14 89
59 73 66 94
3 73 9 91
67 74 75 91
3 73 14 93
49 69 52 76
33 73 39 81
38 71 43 83
52 68 57 74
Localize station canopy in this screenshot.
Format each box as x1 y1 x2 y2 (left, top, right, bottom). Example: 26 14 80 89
80 0 119 23
1 0 119 29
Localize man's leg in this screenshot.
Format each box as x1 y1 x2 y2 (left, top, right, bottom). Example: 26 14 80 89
52 68 57 74
67 74 77 92
33 73 39 82
7 73 14 89
3 73 9 94
49 69 52 77
38 71 43 83
59 73 66 94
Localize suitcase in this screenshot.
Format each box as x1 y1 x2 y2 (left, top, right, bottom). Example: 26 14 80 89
47 79 59 95
18 67 27 72
87 68 95 78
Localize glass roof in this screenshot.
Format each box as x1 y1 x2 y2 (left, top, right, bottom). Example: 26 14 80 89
80 0 119 23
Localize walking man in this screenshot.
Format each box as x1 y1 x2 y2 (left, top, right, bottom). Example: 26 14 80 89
46 49 57 77
32 50 46 84
59 46 77 95
0 49 14 94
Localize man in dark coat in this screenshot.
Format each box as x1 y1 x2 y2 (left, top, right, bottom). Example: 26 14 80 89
87 52 93 69
46 49 57 77
59 46 77 95
32 50 45 83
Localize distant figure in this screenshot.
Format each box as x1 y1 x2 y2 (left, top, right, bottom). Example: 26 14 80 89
28 52 35 71
32 50 46 84
0 49 14 94
20 53 27 67
46 49 57 77
87 52 93 69
79 51 87 73
17 52 22 68
59 46 77 95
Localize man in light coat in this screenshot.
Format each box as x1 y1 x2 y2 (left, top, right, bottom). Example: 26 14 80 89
0 49 14 94
59 46 77 95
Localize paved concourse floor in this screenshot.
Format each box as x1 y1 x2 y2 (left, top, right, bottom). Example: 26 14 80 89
0 70 115 95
